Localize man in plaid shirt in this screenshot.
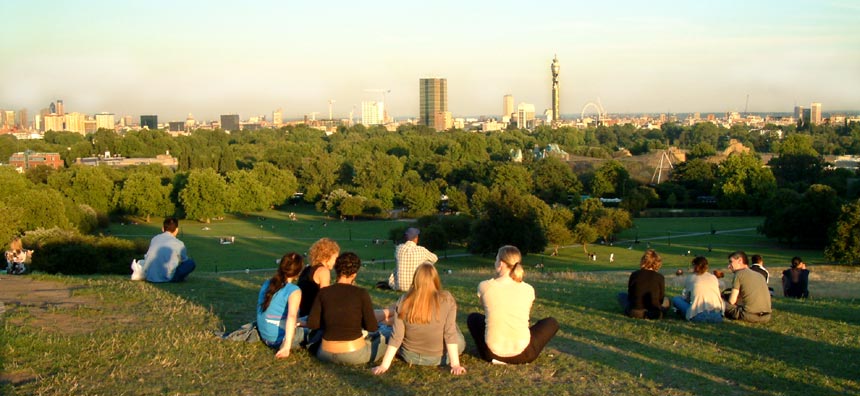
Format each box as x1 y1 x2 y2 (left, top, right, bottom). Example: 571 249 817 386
387 228 438 291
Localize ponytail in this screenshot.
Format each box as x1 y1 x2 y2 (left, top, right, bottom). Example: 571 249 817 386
497 245 524 282
510 261 524 283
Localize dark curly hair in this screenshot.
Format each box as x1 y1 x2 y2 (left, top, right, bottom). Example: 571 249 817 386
334 252 362 279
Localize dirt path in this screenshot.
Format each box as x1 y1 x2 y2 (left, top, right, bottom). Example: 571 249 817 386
0 276 97 387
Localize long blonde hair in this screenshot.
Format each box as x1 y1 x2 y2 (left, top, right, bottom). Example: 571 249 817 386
399 263 442 324
497 245 524 282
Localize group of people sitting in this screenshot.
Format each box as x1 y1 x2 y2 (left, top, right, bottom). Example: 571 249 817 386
4 237 31 275
619 249 811 324
255 229 559 373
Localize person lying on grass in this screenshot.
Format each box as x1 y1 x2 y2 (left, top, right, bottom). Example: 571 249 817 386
371 263 466 376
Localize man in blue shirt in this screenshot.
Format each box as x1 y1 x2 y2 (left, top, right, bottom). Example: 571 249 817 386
143 217 196 282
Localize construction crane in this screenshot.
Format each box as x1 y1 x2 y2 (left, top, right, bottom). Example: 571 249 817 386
308 112 319 122
364 88 390 103
328 99 336 121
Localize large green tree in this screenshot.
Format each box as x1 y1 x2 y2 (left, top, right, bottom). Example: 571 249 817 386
468 188 548 255
179 168 228 223
714 153 776 212
532 157 581 205
48 166 115 214
116 172 174 222
825 199 860 265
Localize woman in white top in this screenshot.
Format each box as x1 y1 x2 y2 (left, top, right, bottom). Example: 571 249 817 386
671 256 724 323
466 245 559 364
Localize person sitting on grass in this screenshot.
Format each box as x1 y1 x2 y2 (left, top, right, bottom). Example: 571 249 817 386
307 252 386 365
142 217 195 282
296 238 340 318
5 237 30 275
257 252 308 359
467 245 559 365
724 251 771 323
618 249 669 319
671 256 724 323
750 254 774 296
371 263 466 376
782 256 810 299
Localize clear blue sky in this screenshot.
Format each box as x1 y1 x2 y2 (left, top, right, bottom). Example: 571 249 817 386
2 0 858 122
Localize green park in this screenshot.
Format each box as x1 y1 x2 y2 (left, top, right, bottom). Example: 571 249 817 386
2 124 860 395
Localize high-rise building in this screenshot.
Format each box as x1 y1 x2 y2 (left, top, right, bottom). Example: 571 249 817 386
272 109 283 126
18 109 28 129
419 78 448 131
65 112 86 134
56 100 64 116
220 114 240 132
2 110 14 129
503 94 514 120
43 114 64 131
794 106 804 122
140 115 158 130
810 102 822 125
551 55 560 122
49 102 57 115
517 103 536 129
95 113 115 131
361 101 384 125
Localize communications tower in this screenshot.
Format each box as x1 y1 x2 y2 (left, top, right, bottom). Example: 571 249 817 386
551 55 560 122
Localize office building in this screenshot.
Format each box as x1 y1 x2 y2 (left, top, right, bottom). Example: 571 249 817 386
361 101 384 125
2 110 14 129
551 55 560 122
810 102 822 125
419 78 448 131
18 109 28 129
95 113 115 131
220 114 240 132
168 121 185 132
140 115 158 130
517 103 536 129
56 100 64 116
273 109 283 126
43 114 64 132
503 94 514 120
794 106 804 123
65 112 87 134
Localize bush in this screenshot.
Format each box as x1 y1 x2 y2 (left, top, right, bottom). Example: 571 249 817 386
24 227 144 275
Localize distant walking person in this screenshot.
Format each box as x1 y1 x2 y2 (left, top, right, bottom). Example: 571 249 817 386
467 245 559 364
142 217 196 282
384 228 438 291
724 251 771 323
782 257 810 299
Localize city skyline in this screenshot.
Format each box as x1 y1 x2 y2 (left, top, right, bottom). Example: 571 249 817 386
2 0 859 122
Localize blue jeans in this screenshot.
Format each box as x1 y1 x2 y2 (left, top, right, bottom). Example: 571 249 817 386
399 327 466 366
316 333 386 365
263 327 309 350
672 296 723 323
170 259 196 282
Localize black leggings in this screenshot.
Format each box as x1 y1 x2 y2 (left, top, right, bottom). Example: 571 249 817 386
466 312 559 364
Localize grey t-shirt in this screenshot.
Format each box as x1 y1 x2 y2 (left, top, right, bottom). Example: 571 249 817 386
732 268 771 314
388 292 459 357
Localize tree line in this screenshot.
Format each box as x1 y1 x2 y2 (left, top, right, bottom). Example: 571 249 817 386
2 121 859 262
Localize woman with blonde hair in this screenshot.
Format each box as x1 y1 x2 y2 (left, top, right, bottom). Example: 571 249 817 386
371 263 466 375
618 249 669 319
297 238 340 317
467 245 559 364
5 237 28 275
256 252 308 358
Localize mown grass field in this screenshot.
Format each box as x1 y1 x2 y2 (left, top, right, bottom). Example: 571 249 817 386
2 210 858 395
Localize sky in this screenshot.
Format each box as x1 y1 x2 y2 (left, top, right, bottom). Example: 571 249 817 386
2 0 859 122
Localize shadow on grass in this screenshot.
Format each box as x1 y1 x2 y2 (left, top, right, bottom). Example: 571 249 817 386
535 279 860 395
773 297 860 326
152 273 419 396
